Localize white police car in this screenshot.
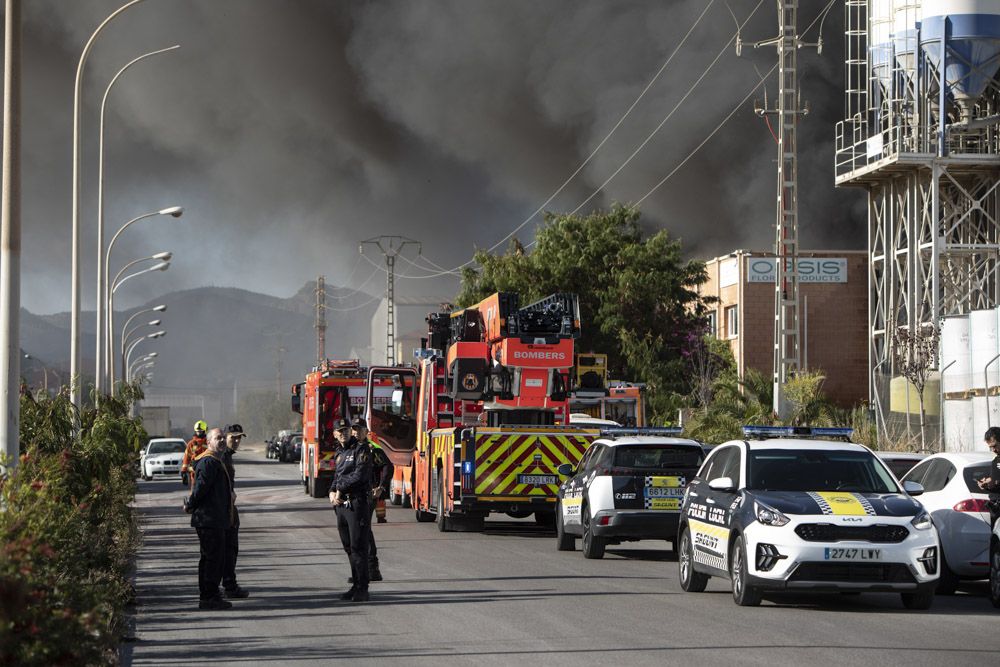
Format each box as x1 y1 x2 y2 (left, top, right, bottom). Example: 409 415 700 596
555 429 705 559
677 427 940 608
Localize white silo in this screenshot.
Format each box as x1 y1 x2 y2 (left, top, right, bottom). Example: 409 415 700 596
941 314 972 393
944 398 974 451
871 0 895 91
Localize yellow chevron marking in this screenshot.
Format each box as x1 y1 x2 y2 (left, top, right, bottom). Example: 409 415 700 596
814 492 870 516
689 518 731 540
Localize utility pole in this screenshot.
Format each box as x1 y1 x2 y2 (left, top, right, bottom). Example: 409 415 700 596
315 275 326 364
741 0 816 419
275 345 286 398
0 0 21 474
360 236 421 366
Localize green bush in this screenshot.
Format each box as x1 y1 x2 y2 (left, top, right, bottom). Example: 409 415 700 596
1 386 146 666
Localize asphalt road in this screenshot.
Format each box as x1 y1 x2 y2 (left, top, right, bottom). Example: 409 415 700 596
123 443 999 666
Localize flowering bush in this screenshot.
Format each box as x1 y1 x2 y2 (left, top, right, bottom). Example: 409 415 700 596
0 386 146 666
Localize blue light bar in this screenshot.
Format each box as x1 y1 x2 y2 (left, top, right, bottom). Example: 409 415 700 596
742 425 854 439
601 427 684 437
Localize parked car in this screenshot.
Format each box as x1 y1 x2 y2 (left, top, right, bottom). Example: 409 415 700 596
140 438 187 481
901 452 994 594
875 451 927 480
279 433 303 463
991 515 1000 609
265 435 283 459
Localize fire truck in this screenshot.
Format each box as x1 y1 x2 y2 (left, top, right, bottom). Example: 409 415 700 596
367 292 601 531
291 360 401 498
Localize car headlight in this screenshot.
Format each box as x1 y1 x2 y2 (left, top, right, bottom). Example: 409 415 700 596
910 510 933 531
754 500 790 527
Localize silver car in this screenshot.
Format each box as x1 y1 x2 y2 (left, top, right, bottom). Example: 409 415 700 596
141 438 187 481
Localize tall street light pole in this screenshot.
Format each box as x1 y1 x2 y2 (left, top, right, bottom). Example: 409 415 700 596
71 0 151 410
103 207 181 382
124 331 164 379
95 44 179 395
109 260 169 386
0 0 21 473
107 252 169 384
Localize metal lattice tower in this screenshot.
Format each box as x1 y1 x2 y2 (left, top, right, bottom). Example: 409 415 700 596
835 1 1000 441
744 0 817 417
315 275 326 364
360 236 421 366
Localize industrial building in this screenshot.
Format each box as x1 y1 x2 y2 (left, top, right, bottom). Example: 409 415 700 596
699 250 869 408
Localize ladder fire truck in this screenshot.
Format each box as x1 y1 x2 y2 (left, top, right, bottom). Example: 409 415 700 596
367 292 601 531
291 360 404 498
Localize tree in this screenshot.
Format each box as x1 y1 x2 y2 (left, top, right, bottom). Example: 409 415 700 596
890 321 940 451
457 205 711 421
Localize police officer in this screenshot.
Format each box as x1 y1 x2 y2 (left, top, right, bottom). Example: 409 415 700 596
358 421 393 581
977 426 1000 526
221 424 249 599
329 416 373 602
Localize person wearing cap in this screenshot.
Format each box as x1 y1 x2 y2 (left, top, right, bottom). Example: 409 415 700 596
220 424 249 598
977 426 1000 526
329 416 374 602
181 420 209 487
354 419 392 582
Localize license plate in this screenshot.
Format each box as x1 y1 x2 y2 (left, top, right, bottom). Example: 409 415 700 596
518 474 557 485
645 487 685 498
824 548 881 561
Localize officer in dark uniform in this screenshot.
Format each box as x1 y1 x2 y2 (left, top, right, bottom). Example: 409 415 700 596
978 426 1000 526
329 416 374 602
221 424 249 599
353 420 393 582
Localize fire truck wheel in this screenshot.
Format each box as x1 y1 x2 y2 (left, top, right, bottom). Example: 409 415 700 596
436 481 451 533
307 475 315 497
389 491 402 506
402 492 412 509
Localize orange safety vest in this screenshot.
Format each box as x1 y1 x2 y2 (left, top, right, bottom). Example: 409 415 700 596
182 436 208 483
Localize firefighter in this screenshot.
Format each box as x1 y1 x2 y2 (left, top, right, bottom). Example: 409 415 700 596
181 420 209 487
360 421 393 582
329 416 373 602
220 424 249 599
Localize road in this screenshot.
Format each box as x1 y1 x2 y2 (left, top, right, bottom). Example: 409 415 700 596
123 443 999 666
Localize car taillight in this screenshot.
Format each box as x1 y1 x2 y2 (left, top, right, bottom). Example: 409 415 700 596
953 498 989 512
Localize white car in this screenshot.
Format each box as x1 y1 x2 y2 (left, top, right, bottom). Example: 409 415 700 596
678 427 939 608
140 438 187 481
991 517 1000 609
875 451 927 480
900 452 994 593
555 429 705 558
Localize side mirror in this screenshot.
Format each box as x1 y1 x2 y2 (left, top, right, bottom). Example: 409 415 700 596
902 480 925 496
708 476 736 492
557 463 574 477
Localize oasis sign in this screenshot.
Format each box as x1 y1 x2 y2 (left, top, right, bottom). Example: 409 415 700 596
747 258 847 284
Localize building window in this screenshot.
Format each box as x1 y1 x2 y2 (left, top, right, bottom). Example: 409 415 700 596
726 305 739 338
706 311 717 337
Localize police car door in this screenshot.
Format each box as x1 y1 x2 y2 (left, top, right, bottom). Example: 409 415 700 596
561 444 600 531
687 445 740 576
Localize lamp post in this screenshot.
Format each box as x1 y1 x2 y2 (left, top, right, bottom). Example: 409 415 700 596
129 360 155 383
108 260 169 386
23 353 53 394
95 44 179 395
121 319 160 359
124 331 164 381
71 0 152 410
128 351 156 379
103 207 180 383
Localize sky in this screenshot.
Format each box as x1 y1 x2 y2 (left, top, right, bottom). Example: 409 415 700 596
13 0 864 315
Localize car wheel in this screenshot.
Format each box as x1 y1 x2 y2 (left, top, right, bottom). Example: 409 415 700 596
141 466 151 482
678 526 709 593
989 541 1000 610
901 589 934 610
555 500 575 552
729 534 762 606
581 504 606 559
936 554 960 596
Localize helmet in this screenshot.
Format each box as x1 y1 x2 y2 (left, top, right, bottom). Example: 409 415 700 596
193 420 208 434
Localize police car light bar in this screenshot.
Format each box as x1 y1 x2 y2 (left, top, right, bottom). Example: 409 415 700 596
601 427 684 437
742 425 854 439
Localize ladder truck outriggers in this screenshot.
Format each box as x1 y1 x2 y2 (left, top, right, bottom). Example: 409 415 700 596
366 292 601 531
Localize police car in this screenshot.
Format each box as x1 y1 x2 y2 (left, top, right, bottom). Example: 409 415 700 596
677 427 939 608
555 429 705 559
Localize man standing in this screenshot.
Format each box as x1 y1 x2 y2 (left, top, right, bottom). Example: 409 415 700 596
358 420 393 582
181 420 208 487
978 427 1000 526
184 428 234 610
221 423 249 599
329 416 373 602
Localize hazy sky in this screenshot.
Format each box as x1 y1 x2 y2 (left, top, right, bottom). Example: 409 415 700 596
15 0 862 314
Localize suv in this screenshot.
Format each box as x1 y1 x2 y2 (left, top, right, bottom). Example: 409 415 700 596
555 429 705 558
677 427 939 608
280 433 303 463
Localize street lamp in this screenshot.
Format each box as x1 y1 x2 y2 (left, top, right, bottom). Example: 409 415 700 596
103 207 181 383
124 330 164 378
129 360 155 383
122 319 161 358
23 354 55 394
108 260 169 386
95 44 179 395
71 0 154 409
